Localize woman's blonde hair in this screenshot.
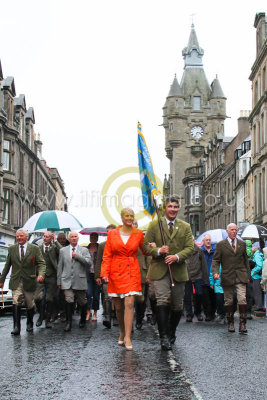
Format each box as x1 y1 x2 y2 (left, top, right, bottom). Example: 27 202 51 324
120 208 134 217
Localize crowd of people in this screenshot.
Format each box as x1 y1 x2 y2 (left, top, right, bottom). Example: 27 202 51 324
0 196 266 351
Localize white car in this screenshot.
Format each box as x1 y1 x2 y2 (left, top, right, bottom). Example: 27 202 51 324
0 244 13 310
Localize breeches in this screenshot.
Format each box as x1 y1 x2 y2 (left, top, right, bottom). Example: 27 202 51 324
12 280 34 309
34 276 57 303
135 283 146 304
150 274 185 311
223 283 247 306
64 289 87 305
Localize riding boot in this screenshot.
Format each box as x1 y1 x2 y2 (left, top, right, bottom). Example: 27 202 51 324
135 301 145 330
239 304 248 334
225 304 235 332
156 305 171 351
149 298 157 325
79 304 87 328
26 308 34 332
35 299 44 327
11 305 21 335
169 310 183 344
112 309 119 326
64 302 73 332
103 300 112 329
45 301 53 329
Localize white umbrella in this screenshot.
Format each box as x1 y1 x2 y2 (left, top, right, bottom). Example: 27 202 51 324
23 210 83 232
241 224 267 240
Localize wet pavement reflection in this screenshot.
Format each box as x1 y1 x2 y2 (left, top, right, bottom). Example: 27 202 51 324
0 312 266 400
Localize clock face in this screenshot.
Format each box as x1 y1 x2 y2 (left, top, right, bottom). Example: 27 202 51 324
191 125 204 140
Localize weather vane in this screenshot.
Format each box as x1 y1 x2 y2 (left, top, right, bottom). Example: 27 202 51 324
190 13 196 26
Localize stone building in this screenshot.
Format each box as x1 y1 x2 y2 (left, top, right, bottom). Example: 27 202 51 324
163 23 227 218
248 12 267 227
0 60 67 245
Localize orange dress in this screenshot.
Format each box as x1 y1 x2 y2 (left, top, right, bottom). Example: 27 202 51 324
100 227 144 294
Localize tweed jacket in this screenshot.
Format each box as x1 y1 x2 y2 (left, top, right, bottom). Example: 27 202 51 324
212 238 250 286
57 245 91 290
95 241 106 279
38 241 61 277
0 243 46 292
143 217 194 281
137 249 151 284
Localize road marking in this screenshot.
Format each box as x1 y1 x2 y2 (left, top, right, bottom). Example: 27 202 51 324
152 325 204 400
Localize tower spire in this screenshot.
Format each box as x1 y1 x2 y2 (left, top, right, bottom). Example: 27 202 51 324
182 24 204 68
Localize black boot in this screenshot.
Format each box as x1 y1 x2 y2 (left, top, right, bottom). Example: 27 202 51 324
156 305 171 351
103 300 112 329
112 309 119 326
45 302 53 329
11 305 21 335
26 308 34 332
35 299 44 327
64 302 73 332
79 304 87 328
169 310 183 344
135 301 145 330
150 298 157 325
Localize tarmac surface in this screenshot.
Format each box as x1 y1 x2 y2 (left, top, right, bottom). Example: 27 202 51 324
0 310 266 400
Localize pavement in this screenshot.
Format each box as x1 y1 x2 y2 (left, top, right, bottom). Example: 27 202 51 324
0 311 266 400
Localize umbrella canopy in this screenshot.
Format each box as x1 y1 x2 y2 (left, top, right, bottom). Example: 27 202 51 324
79 227 107 236
23 210 83 232
240 224 267 240
196 229 228 244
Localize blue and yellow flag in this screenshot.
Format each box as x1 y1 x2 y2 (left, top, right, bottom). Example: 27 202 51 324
137 122 160 217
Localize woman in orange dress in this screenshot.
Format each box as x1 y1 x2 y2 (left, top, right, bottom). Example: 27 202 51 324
101 208 144 350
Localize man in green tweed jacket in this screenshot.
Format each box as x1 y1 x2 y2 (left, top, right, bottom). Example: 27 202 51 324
0 229 46 335
143 197 194 350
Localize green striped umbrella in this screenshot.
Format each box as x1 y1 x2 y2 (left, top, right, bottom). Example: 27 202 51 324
23 210 83 232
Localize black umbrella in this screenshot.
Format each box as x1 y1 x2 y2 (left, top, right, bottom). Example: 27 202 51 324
239 224 267 240
79 227 107 236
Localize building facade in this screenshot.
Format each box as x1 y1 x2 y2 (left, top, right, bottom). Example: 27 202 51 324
248 12 267 227
0 61 67 245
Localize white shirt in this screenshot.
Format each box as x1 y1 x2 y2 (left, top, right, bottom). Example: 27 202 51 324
157 218 179 260
227 237 237 247
43 244 51 253
19 242 28 259
70 245 78 258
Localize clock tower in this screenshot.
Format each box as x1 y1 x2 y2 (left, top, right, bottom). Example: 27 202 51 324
163 24 227 219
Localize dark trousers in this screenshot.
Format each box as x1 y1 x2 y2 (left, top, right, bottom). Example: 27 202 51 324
184 279 204 317
202 285 216 318
87 273 101 311
215 293 225 316
252 279 263 309
246 281 254 312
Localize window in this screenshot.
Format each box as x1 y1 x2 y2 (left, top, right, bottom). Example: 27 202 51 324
2 188 11 224
193 96 201 110
3 140 11 171
19 152 24 182
195 185 200 204
190 186 194 204
29 162 34 188
169 123 173 131
175 100 179 108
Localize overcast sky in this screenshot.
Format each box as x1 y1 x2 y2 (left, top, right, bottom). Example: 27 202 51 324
1 0 266 233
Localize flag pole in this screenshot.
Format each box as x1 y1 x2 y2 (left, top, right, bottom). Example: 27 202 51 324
153 197 175 287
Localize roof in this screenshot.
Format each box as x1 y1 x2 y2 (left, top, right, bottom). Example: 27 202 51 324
210 76 225 99
168 74 183 97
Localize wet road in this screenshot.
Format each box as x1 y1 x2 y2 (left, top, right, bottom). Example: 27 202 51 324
0 311 266 400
